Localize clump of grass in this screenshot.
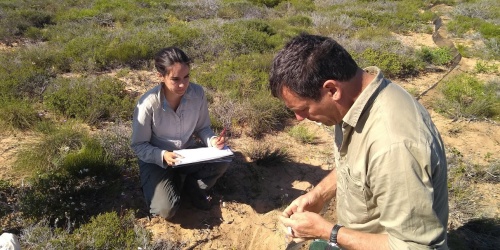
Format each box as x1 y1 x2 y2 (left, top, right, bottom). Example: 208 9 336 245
288 124 316 144
434 74 500 120
18 137 121 226
0 98 40 131
243 142 291 167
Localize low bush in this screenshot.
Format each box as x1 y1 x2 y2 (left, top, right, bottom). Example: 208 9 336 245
245 93 292 138
18 136 122 226
44 76 135 125
288 124 316 144
15 124 88 174
243 142 291 167
434 74 500 120
416 46 455 66
20 210 153 250
354 47 422 78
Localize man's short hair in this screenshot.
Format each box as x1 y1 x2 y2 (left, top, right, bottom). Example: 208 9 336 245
269 34 358 101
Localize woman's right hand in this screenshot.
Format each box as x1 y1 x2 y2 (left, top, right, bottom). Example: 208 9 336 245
163 151 180 167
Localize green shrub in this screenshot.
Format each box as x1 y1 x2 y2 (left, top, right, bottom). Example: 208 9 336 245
220 20 279 55
288 124 316 144
249 0 286 8
355 48 403 78
44 76 134 125
74 211 148 249
474 60 499 73
434 74 500 120
0 7 53 40
416 46 455 66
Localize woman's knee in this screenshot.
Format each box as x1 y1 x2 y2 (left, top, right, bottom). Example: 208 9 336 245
151 195 181 220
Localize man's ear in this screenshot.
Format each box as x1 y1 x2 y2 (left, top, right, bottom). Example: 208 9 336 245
323 80 341 101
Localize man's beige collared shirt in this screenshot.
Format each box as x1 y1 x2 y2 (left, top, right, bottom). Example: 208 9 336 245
334 67 449 249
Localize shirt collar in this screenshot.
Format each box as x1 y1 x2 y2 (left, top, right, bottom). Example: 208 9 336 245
342 66 386 128
157 83 195 111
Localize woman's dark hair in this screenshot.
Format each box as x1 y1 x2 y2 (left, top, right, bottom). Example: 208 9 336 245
269 34 358 101
154 47 192 76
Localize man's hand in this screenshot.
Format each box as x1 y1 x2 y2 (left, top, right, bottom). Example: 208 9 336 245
280 211 333 242
282 190 325 218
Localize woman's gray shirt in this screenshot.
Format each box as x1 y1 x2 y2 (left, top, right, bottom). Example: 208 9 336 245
131 83 215 168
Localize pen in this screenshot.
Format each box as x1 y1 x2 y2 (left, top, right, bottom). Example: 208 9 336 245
219 127 227 138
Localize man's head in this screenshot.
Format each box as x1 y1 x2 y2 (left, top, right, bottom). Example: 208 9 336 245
269 34 359 125
269 34 358 101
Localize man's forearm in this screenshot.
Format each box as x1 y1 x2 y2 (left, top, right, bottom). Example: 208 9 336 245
337 227 390 250
311 168 337 204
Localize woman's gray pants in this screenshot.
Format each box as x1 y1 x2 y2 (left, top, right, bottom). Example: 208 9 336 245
138 160 229 219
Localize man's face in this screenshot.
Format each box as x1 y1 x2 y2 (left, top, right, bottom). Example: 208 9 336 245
281 86 341 126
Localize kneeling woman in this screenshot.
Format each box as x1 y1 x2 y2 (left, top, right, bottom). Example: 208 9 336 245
131 47 229 219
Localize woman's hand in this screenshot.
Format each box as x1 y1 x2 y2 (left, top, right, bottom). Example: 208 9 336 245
210 136 226 149
163 151 181 167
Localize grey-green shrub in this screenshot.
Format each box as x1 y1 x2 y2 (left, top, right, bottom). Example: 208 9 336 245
434 74 500 120
44 76 134 125
20 210 153 250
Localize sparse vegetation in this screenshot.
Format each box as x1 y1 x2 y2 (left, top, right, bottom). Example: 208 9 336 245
0 0 498 249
